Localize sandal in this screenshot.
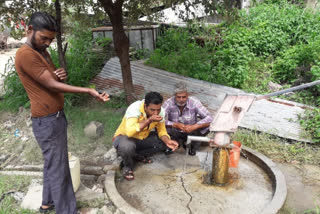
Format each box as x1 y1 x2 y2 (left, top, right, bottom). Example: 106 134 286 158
39 205 55 213
134 155 153 164
122 167 134 181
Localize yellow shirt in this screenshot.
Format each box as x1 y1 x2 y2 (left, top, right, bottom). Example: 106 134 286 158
113 100 170 140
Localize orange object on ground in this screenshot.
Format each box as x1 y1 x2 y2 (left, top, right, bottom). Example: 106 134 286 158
229 141 242 168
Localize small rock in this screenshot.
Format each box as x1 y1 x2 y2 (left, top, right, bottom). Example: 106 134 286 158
18 106 25 114
91 184 103 193
81 166 104 176
26 117 32 127
114 209 124 214
84 121 104 139
97 175 106 185
12 192 25 202
103 164 118 173
4 120 14 129
99 206 113 214
21 180 43 210
78 208 99 214
21 136 29 142
0 154 9 163
268 81 282 92
103 148 117 162
283 92 295 97
291 160 300 165
75 183 105 202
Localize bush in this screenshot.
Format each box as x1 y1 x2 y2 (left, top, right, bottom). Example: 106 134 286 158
0 57 29 111
299 108 320 143
49 25 108 107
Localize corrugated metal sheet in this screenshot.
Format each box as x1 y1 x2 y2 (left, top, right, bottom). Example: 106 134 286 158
91 57 312 143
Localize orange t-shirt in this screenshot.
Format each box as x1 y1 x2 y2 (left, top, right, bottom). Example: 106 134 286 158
15 44 64 117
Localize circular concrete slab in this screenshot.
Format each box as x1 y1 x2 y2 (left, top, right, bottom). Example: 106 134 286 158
115 147 281 214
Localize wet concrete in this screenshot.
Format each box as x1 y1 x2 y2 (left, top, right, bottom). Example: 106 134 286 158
277 163 320 212
117 148 273 214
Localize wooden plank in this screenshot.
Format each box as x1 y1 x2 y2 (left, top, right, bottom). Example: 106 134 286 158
92 57 313 143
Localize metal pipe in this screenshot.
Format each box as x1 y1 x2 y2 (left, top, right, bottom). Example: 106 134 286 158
186 135 232 186
212 148 229 186
186 135 234 148
256 79 320 100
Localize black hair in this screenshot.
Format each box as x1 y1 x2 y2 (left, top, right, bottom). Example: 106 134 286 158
28 12 58 32
145 92 163 106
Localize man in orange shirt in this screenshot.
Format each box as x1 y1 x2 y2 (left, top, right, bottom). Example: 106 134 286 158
15 12 109 214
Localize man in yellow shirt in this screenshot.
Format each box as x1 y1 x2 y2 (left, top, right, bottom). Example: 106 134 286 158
113 92 178 180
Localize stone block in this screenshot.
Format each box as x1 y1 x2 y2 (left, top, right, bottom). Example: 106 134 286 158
84 121 104 138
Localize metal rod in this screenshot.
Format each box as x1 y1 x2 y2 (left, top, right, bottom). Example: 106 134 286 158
256 79 320 100
186 136 234 148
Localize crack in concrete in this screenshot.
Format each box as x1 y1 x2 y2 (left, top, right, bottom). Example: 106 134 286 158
180 175 193 214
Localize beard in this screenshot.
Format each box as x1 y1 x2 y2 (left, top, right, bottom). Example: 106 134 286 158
177 102 186 107
31 33 48 52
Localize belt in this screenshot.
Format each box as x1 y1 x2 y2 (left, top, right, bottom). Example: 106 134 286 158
31 109 64 119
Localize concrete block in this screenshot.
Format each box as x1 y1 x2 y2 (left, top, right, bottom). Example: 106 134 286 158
84 121 104 138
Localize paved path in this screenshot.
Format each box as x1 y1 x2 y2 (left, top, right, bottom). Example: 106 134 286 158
92 57 312 143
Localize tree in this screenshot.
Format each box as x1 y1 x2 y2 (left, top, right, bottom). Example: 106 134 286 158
97 0 240 104
0 0 105 71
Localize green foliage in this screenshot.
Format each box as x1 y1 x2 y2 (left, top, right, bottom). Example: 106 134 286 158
148 1 320 92
0 175 36 214
50 24 109 107
0 57 29 111
64 99 125 157
147 1 320 142
273 41 320 83
299 108 320 143
131 48 151 61
94 37 112 49
233 129 320 165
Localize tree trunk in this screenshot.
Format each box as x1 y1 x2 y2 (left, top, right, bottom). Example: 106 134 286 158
99 0 136 104
54 0 67 71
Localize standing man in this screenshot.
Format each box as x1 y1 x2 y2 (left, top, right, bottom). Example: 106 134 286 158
15 12 109 214
113 92 178 181
163 82 213 156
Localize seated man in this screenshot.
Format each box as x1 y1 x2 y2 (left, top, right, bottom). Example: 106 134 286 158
163 82 213 156
113 92 179 181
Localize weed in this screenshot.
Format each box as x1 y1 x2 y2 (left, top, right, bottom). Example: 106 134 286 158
299 108 320 144
0 175 36 214
232 129 320 165
64 97 125 159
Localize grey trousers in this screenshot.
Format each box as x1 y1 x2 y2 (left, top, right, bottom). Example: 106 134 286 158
32 110 77 214
113 132 168 169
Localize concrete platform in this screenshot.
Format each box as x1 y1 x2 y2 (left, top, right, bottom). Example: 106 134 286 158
104 147 287 214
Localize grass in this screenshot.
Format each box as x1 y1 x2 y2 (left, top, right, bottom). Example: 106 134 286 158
232 129 320 165
64 96 126 159
0 175 37 214
0 95 126 165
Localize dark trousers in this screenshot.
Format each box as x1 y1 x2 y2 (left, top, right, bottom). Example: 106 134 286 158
113 132 168 169
167 128 207 151
32 111 77 214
